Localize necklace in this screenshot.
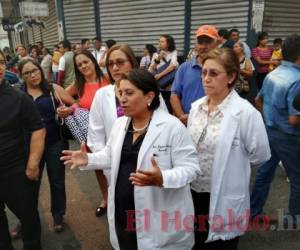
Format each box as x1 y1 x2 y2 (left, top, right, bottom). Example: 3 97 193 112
127 115 152 134
132 119 150 132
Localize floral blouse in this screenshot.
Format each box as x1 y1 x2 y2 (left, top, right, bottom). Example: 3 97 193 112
188 91 233 193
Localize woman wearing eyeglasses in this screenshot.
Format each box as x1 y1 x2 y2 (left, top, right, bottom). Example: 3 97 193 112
87 44 167 217
17 58 74 233
187 48 270 249
61 69 200 250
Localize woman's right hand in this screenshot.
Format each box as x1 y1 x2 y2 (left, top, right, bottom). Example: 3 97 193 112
61 143 88 169
159 50 167 59
57 106 73 118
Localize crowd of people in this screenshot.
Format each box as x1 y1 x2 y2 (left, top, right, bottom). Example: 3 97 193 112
0 24 299 250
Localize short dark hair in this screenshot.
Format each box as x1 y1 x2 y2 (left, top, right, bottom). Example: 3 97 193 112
161 34 176 52
59 40 71 50
106 44 138 83
81 38 90 45
17 58 49 94
273 38 283 45
257 31 268 41
229 28 239 35
121 69 160 110
256 31 268 46
105 39 116 49
73 49 105 96
282 34 300 63
145 44 157 59
218 29 230 39
93 37 101 42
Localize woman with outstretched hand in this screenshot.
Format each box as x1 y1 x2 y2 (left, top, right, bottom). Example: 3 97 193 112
87 44 167 218
61 69 200 250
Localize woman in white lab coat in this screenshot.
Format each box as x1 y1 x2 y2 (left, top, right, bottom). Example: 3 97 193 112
62 69 200 250
187 48 270 250
88 45 167 217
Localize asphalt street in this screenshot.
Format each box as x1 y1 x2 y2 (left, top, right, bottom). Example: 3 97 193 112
7 142 299 250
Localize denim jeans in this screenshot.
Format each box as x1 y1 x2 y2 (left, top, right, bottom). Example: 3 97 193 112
251 126 300 217
38 140 67 224
52 72 58 83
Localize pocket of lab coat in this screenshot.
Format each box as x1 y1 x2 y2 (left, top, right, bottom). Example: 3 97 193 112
154 154 172 170
220 195 248 229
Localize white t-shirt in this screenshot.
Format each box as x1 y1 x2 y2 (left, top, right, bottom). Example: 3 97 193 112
151 50 178 69
41 54 52 79
92 46 107 64
140 55 151 69
58 56 65 71
92 46 107 74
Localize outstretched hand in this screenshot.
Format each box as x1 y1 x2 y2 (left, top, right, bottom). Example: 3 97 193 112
129 157 163 187
61 142 88 169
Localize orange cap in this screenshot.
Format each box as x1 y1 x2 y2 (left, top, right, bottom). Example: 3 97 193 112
196 25 219 40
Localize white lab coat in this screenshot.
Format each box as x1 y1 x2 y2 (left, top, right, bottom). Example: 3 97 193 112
87 84 168 153
84 108 200 250
87 85 117 153
87 84 168 183
188 90 271 242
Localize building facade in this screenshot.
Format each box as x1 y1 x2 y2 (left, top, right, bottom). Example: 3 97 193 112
2 0 300 56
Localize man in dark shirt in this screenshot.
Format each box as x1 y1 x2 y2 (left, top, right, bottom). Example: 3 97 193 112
0 76 46 250
218 29 234 49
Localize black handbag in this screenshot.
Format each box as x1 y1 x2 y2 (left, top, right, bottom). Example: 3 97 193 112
49 84 74 141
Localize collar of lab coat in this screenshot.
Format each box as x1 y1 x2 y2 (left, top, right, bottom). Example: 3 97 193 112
191 90 242 118
123 108 170 169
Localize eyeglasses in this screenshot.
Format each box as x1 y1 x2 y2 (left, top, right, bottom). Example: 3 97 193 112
201 69 227 78
108 59 129 68
22 68 40 77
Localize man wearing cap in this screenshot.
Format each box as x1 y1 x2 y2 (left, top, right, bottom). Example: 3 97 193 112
170 25 219 125
250 34 300 227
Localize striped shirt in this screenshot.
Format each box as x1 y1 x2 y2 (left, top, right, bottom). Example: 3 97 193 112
252 47 273 73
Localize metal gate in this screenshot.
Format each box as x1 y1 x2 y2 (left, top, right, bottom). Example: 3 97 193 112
63 0 96 44
263 0 300 42
190 0 250 46
98 0 185 56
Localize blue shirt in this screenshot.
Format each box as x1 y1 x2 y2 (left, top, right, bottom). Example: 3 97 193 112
259 60 300 135
22 85 61 145
171 57 205 113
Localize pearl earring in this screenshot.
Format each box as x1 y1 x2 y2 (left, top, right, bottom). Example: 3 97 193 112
148 102 151 107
